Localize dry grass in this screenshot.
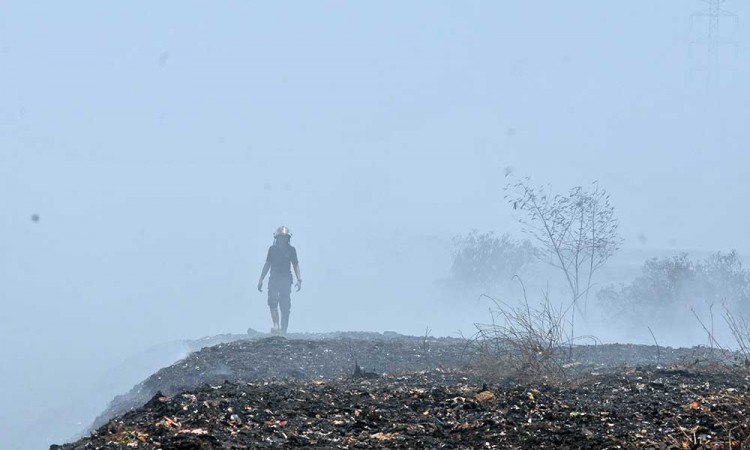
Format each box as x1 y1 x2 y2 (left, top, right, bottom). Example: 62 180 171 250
467 279 592 381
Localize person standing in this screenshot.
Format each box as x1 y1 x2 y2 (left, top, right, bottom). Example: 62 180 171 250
257 226 301 334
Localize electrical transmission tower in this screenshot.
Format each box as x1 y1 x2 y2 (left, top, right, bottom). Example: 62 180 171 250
690 0 738 88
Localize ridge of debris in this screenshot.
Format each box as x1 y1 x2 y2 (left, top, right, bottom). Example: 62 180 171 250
54 333 750 449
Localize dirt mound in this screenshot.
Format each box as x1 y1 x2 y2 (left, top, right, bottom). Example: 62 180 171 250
54 367 750 449
52 333 750 449
88 332 471 433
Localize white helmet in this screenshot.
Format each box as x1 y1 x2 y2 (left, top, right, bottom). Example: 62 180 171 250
274 226 291 238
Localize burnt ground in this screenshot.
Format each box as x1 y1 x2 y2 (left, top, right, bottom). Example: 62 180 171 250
52 332 750 449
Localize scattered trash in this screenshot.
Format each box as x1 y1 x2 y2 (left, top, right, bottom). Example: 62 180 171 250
51 337 750 449
370 431 399 441
177 428 208 435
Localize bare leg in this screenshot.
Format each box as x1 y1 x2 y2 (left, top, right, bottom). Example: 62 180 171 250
269 305 280 331
268 289 281 332
280 306 290 333
280 294 291 334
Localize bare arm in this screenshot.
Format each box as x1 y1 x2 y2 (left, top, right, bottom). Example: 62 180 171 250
259 261 271 283
258 261 271 291
293 263 302 291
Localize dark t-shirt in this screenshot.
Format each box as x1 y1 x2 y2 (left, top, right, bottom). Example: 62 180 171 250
266 244 298 282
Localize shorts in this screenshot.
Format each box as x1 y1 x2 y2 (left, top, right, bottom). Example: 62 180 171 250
267 278 292 311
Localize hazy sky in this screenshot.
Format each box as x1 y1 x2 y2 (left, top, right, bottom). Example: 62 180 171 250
2 1 749 448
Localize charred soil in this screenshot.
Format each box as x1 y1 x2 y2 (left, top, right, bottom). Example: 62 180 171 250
53 333 750 449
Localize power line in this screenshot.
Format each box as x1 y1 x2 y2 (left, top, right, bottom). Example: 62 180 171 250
690 0 738 89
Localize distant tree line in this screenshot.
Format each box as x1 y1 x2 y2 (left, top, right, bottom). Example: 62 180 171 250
598 250 750 325
449 231 537 291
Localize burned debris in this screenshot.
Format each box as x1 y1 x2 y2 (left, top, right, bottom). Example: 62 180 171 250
52 335 750 449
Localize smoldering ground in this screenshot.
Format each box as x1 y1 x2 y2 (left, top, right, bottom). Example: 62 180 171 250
2 1 750 449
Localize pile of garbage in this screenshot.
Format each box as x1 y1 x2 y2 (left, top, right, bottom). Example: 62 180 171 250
87 333 471 433
53 366 750 449
51 334 750 449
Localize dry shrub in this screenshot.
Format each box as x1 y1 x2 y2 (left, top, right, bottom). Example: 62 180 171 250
686 305 750 369
723 309 750 366
468 282 584 382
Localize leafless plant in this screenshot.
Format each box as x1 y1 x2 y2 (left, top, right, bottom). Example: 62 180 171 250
691 306 728 353
422 326 432 353
647 326 661 367
687 306 736 368
723 309 750 364
504 179 622 327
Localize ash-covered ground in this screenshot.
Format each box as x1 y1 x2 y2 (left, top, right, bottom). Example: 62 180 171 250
52 332 750 449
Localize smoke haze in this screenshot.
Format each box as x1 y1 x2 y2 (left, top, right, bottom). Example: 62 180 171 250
1 1 749 448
